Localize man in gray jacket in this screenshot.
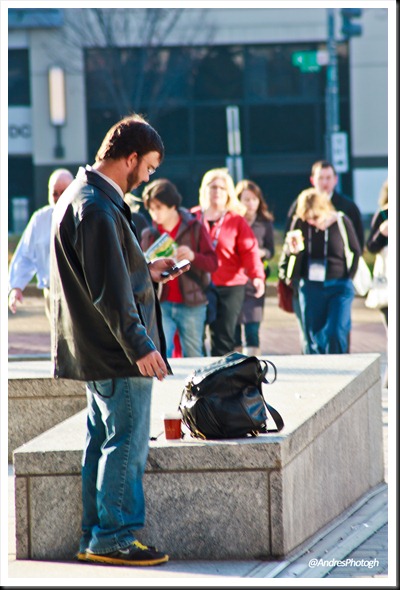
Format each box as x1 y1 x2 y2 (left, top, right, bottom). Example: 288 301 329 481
51 114 188 567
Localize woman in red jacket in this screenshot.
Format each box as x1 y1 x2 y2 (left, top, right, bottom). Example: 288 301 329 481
192 168 265 356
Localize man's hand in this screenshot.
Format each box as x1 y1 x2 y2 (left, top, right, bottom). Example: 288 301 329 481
8 288 23 314
136 350 169 381
148 257 190 283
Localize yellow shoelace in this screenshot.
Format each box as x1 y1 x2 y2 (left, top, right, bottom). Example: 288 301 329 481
133 540 149 551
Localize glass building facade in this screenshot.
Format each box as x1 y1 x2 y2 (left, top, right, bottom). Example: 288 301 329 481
85 42 350 224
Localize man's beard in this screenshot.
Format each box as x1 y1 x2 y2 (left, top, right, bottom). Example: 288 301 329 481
126 164 140 192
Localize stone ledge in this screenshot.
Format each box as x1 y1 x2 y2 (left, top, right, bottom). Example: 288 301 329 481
13 354 384 560
8 364 86 461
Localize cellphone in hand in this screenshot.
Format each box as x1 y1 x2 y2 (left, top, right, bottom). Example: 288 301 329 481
160 259 191 278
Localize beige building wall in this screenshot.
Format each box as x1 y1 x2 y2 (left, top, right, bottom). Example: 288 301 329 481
348 8 388 212
29 31 87 167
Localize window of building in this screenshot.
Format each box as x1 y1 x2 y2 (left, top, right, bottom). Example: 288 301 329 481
8 156 34 232
248 103 320 153
8 49 31 106
194 106 227 155
152 107 190 155
192 46 244 101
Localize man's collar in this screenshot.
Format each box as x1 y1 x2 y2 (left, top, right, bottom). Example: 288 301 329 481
86 165 125 199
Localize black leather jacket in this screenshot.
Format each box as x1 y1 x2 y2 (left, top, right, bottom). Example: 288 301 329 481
50 166 170 381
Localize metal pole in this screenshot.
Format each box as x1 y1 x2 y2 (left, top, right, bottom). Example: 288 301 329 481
326 8 341 190
226 106 243 184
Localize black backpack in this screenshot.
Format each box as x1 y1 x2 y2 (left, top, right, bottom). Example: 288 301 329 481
179 352 284 440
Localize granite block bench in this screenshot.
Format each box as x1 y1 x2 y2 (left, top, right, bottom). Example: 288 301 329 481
13 354 384 560
8 360 86 461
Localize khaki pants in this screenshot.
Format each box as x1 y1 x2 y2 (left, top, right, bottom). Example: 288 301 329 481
43 288 51 323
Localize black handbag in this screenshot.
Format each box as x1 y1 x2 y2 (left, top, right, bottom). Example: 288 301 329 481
179 352 284 440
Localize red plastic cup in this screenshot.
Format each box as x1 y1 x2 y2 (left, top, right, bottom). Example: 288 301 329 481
163 414 182 440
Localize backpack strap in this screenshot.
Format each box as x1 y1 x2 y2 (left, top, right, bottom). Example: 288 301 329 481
265 402 285 433
259 359 284 432
260 359 277 384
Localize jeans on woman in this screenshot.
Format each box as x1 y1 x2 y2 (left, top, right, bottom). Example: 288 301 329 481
160 301 207 357
299 278 354 354
234 322 260 347
80 376 152 554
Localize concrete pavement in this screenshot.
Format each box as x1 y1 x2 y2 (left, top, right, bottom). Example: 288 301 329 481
5 291 395 583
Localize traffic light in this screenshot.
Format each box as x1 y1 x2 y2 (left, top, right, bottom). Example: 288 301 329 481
341 8 363 39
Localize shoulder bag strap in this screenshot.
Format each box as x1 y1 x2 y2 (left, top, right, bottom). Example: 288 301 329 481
265 401 285 433
259 359 284 432
336 212 354 270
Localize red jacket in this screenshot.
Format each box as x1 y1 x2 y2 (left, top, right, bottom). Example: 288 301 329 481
191 207 265 286
141 208 218 306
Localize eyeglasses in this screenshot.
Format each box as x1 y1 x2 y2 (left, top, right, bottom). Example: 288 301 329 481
141 156 157 176
208 184 227 191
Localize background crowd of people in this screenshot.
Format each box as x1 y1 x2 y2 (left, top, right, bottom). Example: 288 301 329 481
9 158 388 362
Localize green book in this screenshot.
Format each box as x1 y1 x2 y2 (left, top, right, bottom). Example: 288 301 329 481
144 233 177 262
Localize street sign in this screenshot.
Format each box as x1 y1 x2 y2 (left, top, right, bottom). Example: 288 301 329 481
292 51 320 73
292 50 329 73
331 131 349 173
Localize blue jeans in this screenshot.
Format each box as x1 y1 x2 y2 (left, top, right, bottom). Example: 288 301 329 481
80 376 152 554
235 322 260 347
299 278 354 354
160 301 207 357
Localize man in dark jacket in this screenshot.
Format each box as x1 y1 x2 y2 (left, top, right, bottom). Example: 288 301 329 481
286 160 364 249
51 114 188 567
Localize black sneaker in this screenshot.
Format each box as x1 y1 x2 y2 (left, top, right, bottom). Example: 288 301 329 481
84 540 169 566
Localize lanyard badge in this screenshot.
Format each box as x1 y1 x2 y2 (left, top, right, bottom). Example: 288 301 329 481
307 227 328 282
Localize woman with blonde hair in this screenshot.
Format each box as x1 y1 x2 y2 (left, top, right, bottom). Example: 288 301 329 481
191 168 265 356
197 167 246 215
283 188 361 354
